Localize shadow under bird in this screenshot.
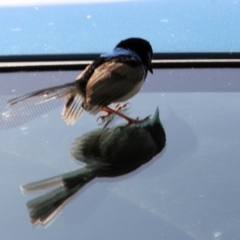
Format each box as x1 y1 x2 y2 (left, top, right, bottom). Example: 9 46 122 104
20 107 166 226
7 37 153 125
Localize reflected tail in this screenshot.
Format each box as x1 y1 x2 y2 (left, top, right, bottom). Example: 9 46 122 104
21 165 101 225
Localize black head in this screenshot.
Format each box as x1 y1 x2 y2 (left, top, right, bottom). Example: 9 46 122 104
115 38 153 73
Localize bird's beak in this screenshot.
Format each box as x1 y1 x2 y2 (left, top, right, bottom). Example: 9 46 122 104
149 66 153 74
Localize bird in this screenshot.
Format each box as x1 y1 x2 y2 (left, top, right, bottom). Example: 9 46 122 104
20 107 166 225
6 38 153 125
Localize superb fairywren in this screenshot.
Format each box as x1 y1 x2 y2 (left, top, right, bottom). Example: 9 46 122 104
7 38 153 125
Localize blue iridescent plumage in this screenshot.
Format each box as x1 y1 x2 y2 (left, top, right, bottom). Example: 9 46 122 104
101 47 142 62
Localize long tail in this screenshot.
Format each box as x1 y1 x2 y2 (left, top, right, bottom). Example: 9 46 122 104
7 82 75 107
5 82 84 125
21 165 101 225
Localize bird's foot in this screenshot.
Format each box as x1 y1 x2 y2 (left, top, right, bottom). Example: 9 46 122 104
120 115 151 128
97 103 130 128
114 102 131 112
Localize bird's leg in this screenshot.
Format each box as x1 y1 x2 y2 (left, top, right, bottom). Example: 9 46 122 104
102 106 151 127
97 103 130 128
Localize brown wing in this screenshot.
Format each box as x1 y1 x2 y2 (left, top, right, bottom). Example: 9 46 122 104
84 61 145 113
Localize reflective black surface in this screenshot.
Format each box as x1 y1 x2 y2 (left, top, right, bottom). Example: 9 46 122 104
0 68 240 239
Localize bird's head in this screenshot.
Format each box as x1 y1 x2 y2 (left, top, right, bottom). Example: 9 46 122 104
115 37 153 74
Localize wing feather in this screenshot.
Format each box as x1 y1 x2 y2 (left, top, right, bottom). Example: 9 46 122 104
85 61 145 112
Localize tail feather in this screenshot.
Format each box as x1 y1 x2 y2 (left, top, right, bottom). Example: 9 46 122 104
5 82 86 125
61 94 84 125
29 185 82 225
21 165 101 225
7 82 75 107
20 175 62 192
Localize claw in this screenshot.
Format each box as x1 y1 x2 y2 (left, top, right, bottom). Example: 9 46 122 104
97 113 114 126
114 102 131 112
102 105 152 128
97 102 131 128
114 103 121 110
121 115 152 128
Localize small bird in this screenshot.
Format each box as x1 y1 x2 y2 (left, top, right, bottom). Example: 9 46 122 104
20 107 166 225
7 38 153 125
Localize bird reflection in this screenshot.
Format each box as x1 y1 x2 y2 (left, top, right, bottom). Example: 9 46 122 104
20 107 166 226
